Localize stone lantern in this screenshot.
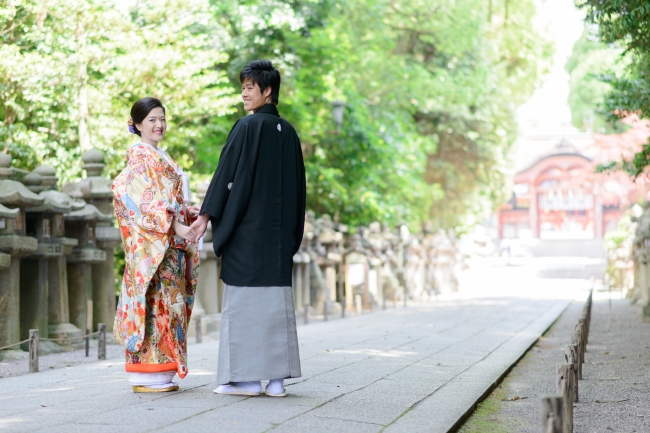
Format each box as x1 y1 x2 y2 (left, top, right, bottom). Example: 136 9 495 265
315 214 342 311
343 233 370 313
0 154 43 359
631 202 650 306
20 171 72 353
66 148 122 332
64 200 111 335
293 218 312 318
30 165 85 346
305 212 329 315
633 201 650 314
366 222 386 305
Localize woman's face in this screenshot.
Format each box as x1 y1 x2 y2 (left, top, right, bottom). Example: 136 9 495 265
136 107 166 143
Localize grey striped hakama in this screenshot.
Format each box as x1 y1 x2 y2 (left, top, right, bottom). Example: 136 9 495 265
216 285 301 385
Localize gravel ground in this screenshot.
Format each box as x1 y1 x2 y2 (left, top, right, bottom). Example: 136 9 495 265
459 294 650 433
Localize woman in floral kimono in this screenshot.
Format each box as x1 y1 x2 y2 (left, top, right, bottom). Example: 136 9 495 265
112 97 200 393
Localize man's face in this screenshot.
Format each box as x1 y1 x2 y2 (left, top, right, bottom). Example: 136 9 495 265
242 79 271 113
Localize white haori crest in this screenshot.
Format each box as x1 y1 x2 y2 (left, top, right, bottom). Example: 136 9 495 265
277 124 282 131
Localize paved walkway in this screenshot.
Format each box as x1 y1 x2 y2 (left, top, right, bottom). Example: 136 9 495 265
0 293 572 433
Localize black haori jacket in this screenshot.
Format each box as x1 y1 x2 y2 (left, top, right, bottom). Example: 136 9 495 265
200 104 306 287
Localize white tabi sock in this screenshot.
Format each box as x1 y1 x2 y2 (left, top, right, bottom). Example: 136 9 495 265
266 379 285 395
214 380 262 396
231 381 262 393
129 372 177 388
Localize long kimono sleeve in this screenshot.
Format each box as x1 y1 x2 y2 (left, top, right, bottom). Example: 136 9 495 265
200 120 261 256
294 133 306 255
122 146 176 236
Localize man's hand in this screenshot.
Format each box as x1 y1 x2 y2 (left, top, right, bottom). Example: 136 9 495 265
186 214 209 243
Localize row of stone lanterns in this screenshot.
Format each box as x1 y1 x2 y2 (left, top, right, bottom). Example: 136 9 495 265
0 150 473 360
0 150 119 360
192 180 469 325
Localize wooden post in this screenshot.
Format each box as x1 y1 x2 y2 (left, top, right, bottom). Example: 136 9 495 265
29 329 39 373
571 332 583 380
579 316 588 345
576 323 586 361
541 396 563 433
98 323 106 360
556 363 574 433
85 328 89 357
564 344 579 402
195 315 202 344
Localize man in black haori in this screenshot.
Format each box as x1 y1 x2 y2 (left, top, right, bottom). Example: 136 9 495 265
189 60 306 397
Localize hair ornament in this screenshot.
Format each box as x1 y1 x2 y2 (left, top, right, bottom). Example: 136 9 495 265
127 118 136 134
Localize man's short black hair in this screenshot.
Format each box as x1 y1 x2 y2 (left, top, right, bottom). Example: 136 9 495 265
240 60 281 105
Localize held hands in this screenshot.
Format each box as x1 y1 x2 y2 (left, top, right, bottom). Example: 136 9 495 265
171 205 208 244
172 217 197 244
172 214 209 244
187 214 209 243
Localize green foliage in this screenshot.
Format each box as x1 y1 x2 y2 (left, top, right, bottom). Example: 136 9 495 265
576 0 650 176
566 27 628 132
210 0 553 229
596 143 650 178
0 0 236 183
0 0 553 230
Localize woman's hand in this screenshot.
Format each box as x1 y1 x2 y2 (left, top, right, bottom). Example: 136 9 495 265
187 205 201 218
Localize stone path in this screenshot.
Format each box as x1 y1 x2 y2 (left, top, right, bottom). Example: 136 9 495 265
0 294 573 433
459 295 650 433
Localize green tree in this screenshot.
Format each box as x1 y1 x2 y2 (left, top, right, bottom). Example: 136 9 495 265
0 0 236 182
1 0 553 231
576 0 650 177
566 27 627 133
207 0 553 229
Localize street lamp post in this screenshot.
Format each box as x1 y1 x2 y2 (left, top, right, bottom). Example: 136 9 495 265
331 100 345 134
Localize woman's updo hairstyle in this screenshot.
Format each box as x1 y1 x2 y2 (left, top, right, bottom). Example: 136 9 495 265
127 97 165 136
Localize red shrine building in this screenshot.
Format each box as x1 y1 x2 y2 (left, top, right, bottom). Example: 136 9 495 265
498 119 650 240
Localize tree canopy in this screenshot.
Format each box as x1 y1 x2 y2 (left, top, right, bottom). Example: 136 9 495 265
0 0 553 229
575 0 650 177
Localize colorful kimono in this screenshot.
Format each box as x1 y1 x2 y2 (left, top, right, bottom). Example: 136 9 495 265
112 142 199 379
